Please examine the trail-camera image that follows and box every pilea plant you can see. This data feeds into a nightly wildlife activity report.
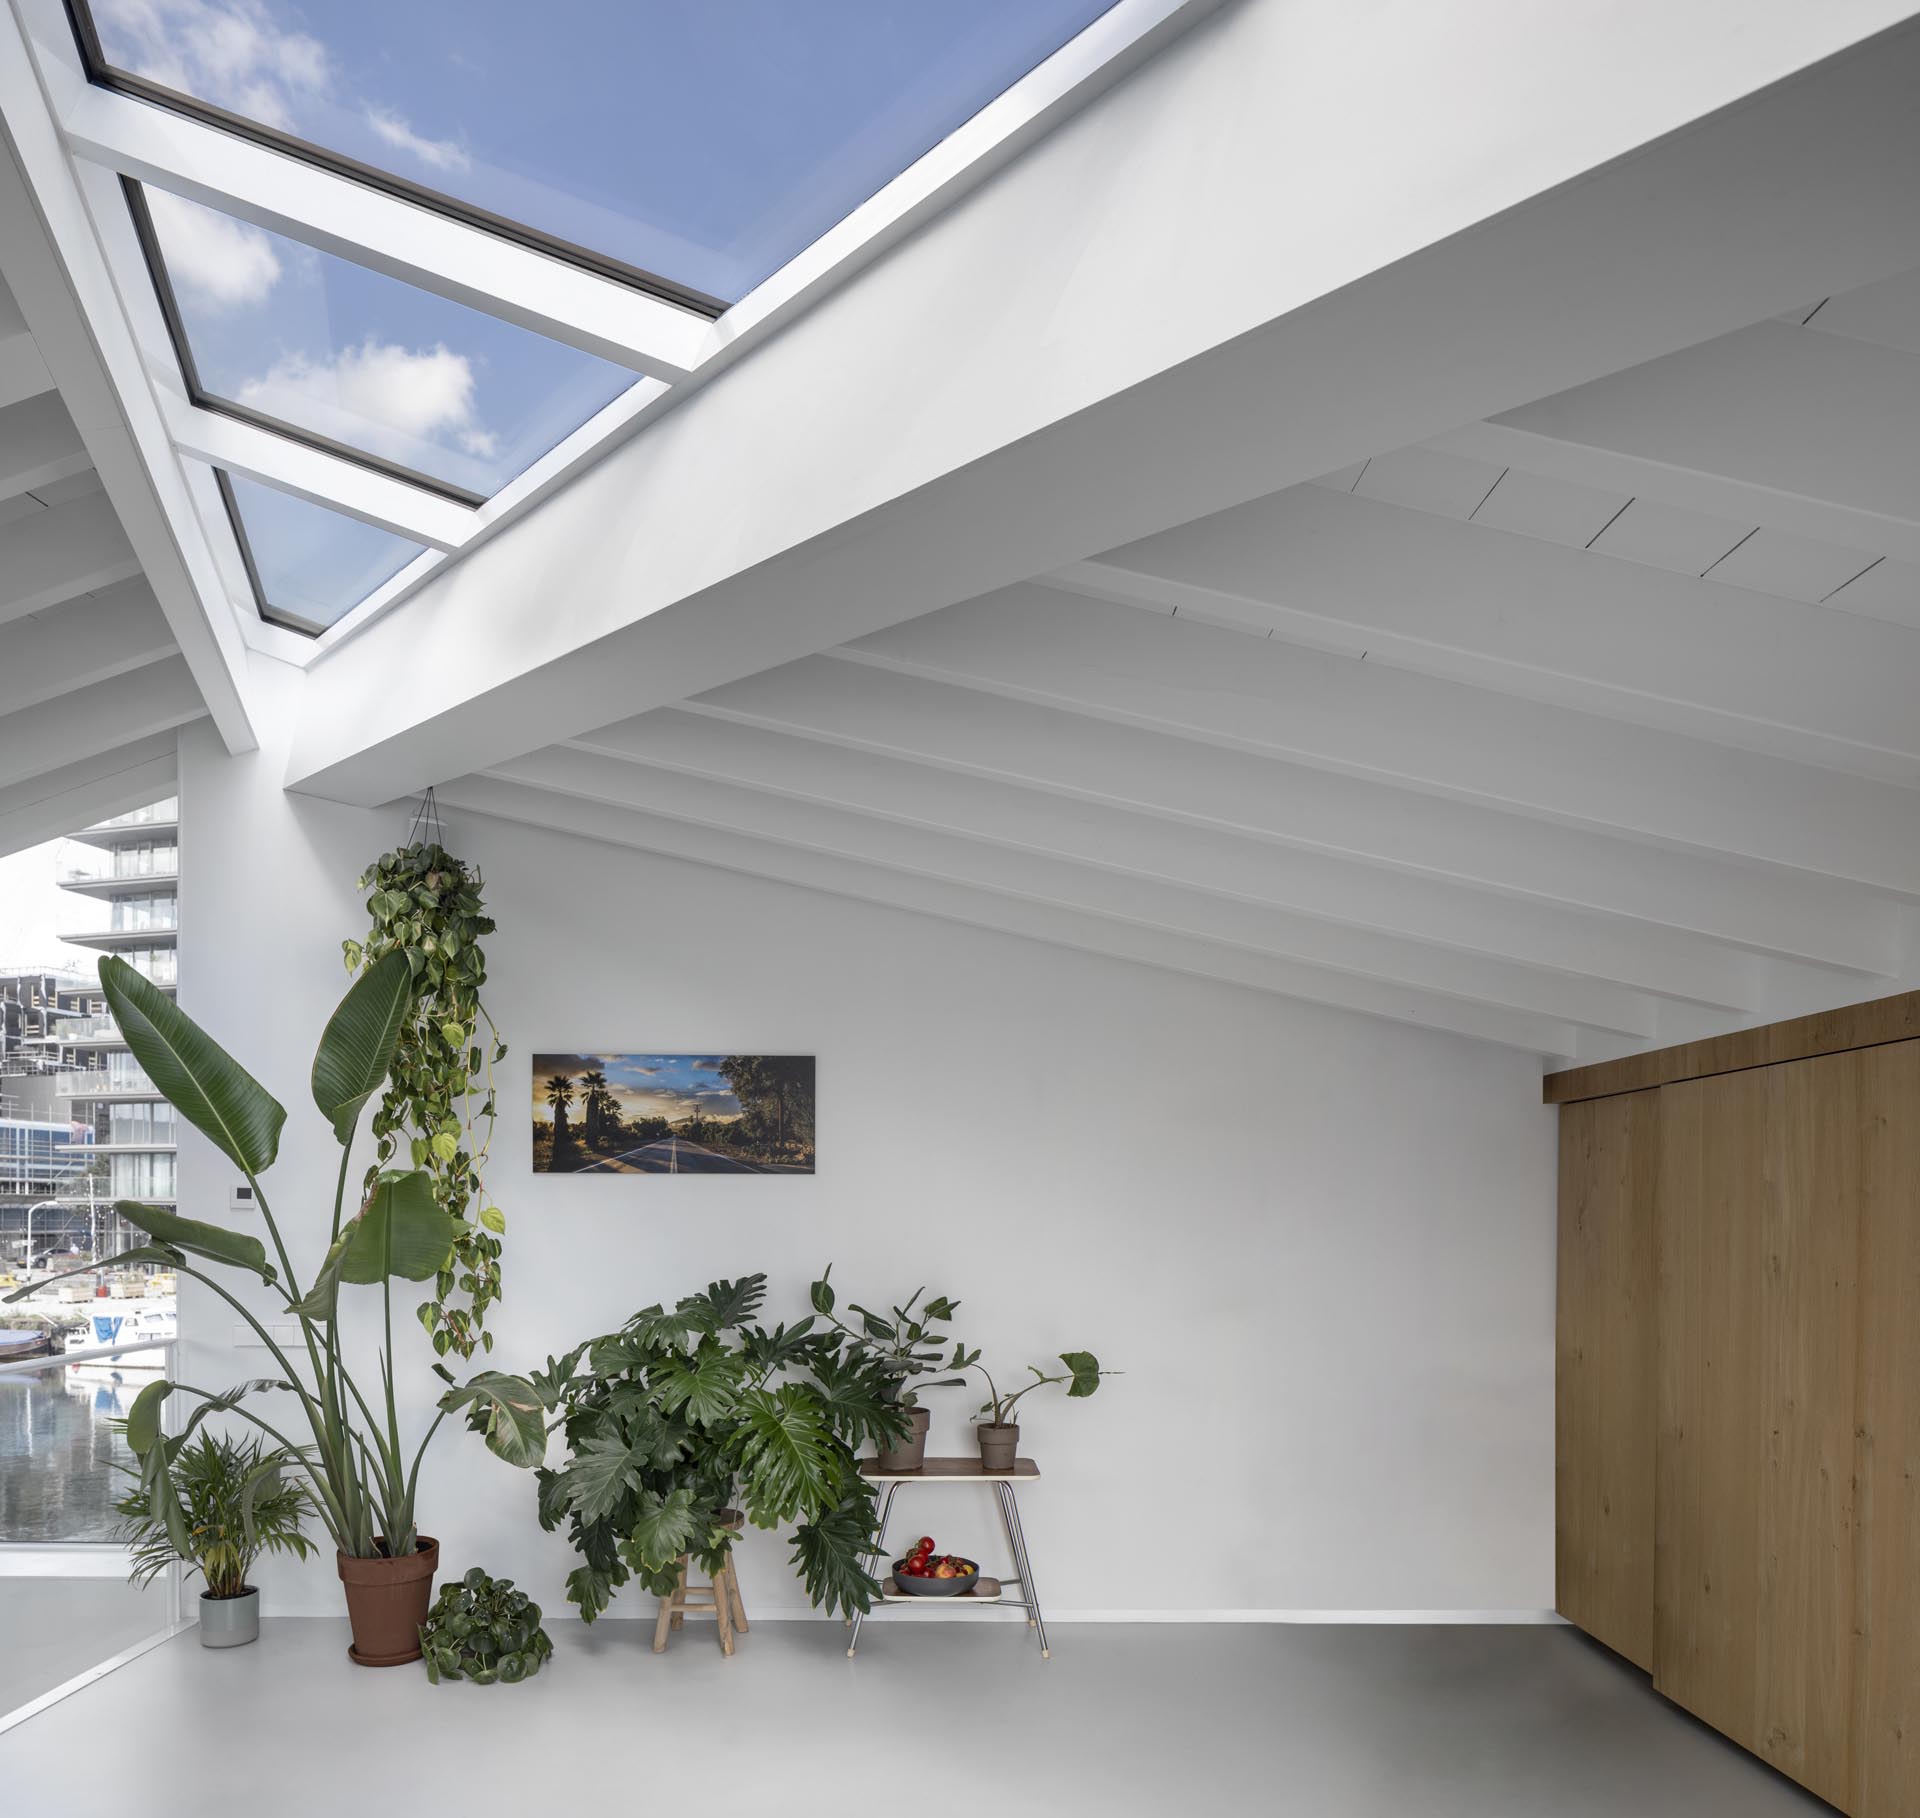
[343,839,507,1362]
[420,1567,553,1684]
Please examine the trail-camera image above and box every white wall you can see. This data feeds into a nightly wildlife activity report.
[177,693,1558,1620]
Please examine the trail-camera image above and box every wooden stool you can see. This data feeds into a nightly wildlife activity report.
[652,1516,749,1656]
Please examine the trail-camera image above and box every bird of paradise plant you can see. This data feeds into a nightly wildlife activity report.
[5,953,544,1564]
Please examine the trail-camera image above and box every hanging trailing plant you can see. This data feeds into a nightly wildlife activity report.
[342,829,507,1361]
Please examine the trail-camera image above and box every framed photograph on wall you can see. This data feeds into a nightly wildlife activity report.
[532,1054,815,1174]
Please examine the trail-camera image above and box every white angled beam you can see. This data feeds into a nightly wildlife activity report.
[0,325,54,410]
[285,7,1920,804]
[0,7,252,751]
[0,388,85,501]
[852,581,1920,897]
[680,656,1903,976]
[574,706,1774,1013]
[1067,484,1920,795]
[163,402,475,551]
[61,87,709,382]
[497,741,1663,1037]
[0,489,139,622]
[439,771,1581,1058]
[0,654,204,792]
[0,577,175,716]
[0,728,177,860]
[1474,319,1920,564]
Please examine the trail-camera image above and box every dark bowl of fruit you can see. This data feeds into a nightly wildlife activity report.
[892,1537,979,1596]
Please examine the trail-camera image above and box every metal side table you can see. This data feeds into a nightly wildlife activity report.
[848,1457,1049,1658]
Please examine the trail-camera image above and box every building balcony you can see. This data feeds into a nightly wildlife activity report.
[57,867,179,897]
[60,927,179,952]
[66,803,179,849]
[56,1069,159,1100]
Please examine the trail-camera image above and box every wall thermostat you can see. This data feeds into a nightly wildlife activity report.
[228,1183,257,1216]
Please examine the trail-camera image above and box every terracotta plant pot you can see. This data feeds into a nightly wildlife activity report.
[874,1405,931,1472]
[337,1535,439,1666]
[976,1422,1020,1473]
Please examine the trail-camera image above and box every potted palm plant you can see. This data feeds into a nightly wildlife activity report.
[115,1430,315,1647]
[971,1352,1115,1471]
[809,1269,974,1470]
[5,954,545,1666]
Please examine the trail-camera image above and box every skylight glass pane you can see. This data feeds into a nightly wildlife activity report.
[140,188,636,497]
[222,472,423,633]
[85,1,1119,304]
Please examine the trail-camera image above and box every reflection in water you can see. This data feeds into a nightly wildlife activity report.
[0,1366,137,1543]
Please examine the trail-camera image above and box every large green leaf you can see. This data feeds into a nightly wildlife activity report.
[310,950,413,1145]
[438,1371,547,1468]
[623,1486,699,1569]
[790,1494,883,1618]
[654,1343,740,1427]
[125,1378,172,1455]
[733,1384,835,1527]
[560,1431,648,1522]
[116,1202,274,1285]
[695,1275,766,1329]
[4,1247,180,1303]
[293,1171,454,1318]
[98,955,284,1176]
[1061,1351,1104,1397]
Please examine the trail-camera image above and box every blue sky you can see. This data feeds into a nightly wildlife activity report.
[94,0,1117,625]
[533,1054,744,1127]
[95,0,1118,302]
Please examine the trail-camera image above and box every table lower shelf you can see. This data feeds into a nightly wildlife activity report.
[878,1575,1024,1605]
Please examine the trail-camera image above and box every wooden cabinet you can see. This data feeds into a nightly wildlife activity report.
[1555,1088,1657,1670]
[1550,1003,1920,1818]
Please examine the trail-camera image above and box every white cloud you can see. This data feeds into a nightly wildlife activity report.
[146,189,281,309]
[236,339,497,469]
[93,0,330,131]
[365,107,471,175]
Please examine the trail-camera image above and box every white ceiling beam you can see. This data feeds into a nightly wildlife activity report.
[0,388,85,499]
[872,581,1920,896]
[0,489,138,622]
[497,741,1663,1037]
[0,727,176,861]
[0,653,204,792]
[1069,484,1920,797]
[162,402,475,552]
[0,577,175,716]
[572,705,1777,1014]
[284,5,1920,804]
[1473,319,1920,564]
[439,771,1581,1058]
[679,656,1903,977]
[0,8,251,751]
[0,325,54,410]
[60,87,709,382]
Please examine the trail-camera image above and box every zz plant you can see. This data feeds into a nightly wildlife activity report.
[521,1274,909,1621]
[6,953,544,1563]
[343,842,506,1363]
[420,1567,552,1684]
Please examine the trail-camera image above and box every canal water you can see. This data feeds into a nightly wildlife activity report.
[0,1363,137,1544]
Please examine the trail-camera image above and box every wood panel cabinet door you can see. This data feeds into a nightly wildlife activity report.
[1655,1058,1862,1810]
[1556,1089,1657,1668]
[1850,1039,1920,1818]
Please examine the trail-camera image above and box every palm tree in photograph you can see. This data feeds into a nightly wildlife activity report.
[580,1069,610,1149]
[544,1073,577,1153]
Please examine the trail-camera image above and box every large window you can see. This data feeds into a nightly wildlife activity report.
[107,1103,177,1147]
[108,1152,177,1200]
[218,472,425,634]
[76,0,1120,305]
[130,184,639,500]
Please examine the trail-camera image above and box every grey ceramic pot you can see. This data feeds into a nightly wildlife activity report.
[199,1587,260,1648]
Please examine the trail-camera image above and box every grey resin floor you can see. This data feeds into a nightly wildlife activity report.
[0,1619,1829,1816]
[0,1577,169,1717]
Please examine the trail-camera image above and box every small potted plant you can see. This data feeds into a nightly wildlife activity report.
[811,1268,975,1471]
[971,1352,1114,1472]
[420,1567,553,1683]
[115,1430,316,1647]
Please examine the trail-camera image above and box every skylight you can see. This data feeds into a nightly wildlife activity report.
[77,0,1120,304]
[218,471,423,634]
[131,184,637,501]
